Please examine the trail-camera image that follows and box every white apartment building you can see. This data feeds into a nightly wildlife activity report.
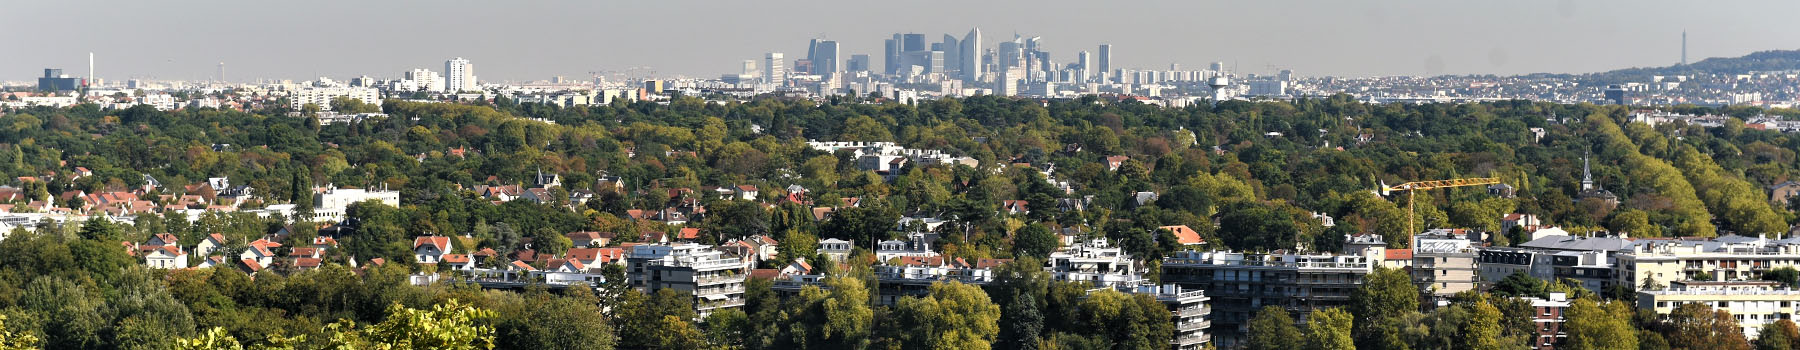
[312,187,401,222]
[445,57,476,92]
[1617,235,1800,289]
[626,244,749,317]
[1048,239,1143,288]
[290,86,380,111]
[1638,280,1800,340]
[407,68,445,92]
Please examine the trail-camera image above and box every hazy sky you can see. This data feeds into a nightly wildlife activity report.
[7,0,1798,82]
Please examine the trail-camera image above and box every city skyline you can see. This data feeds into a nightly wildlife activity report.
[6,1,1800,82]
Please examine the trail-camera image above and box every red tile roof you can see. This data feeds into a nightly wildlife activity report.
[1160,225,1205,245]
[413,236,450,251]
[1384,249,1413,261]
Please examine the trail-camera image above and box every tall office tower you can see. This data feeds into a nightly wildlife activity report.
[806,39,820,66]
[742,60,760,77]
[998,40,1020,72]
[1097,44,1112,83]
[928,51,945,74]
[1210,61,1225,72]
[813,40,841,75]
[941,35,961,76]
[902,33,926,53]
[847,55,870,72]
[961,28,983,82]
[1025,36,1042,52]
[1278,69,1293,82]
[445,57,474,92]
[764,53,786,85]
[1078,51,1092,83]
[885,36,901,74]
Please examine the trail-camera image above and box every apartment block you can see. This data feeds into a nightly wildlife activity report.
[626,244,749,317]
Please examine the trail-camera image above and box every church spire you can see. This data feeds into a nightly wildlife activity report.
[1581,151,1595,191]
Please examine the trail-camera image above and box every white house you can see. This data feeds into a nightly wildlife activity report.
[414,236,452,264]
[143,246,189,269]
[196,233,228,257]
[239,239,280,267]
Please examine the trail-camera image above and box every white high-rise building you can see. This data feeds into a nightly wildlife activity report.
[445,57,476,92]
[961,28,982,83]
[764,52,786,85]
[406,68,445,92]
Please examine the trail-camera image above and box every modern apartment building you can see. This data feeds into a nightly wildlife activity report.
[1161,250,1376,348]
[626,244,749,317]
[1413,230,1480,297]
[1616,235,1800,289]
[1638,280,1800,340]
[1048,239,1144,288]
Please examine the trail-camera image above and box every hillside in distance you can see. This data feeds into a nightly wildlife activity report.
[1515,49,1800,85]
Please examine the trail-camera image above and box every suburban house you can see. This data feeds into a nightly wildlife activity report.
[567,231,610,248]
[442,254,473,271]
[240,238,280,267]
[197,233,228,257]
[414,236,452,264]
[143,245,189,269]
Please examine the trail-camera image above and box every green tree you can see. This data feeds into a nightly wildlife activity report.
[329,300,498,350]
[0,314,38,350]
[1460,300,1507,350]
[1665,303,1749,350]
[890,281,1003,350]
[1753,319,1800,350]
[1012,224,1058,259]
[1246,306,1300,350]
[1350,267,1417,350]
[1489,271,1550,298]
[1304,308,1354,350]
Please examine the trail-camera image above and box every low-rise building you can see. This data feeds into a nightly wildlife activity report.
[1638,280,1800,340]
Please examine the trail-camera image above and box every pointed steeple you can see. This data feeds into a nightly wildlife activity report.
[1581,151,1595,191]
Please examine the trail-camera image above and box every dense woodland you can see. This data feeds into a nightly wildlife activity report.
[1,94,1799,349]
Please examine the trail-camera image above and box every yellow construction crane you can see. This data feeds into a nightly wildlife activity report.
[1379,177,1504,235]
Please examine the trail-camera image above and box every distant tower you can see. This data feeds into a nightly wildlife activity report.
[446,57,473,92]
[1097,44,1112,82]
[217,61,226,84]
[1681,30,1688,66]
[961,28,982,82]
[764,52,785,85]
[1581,151,1595,191]
[1078,51,1092,82]
[1209,74,1231,102]
[88,52,94,86]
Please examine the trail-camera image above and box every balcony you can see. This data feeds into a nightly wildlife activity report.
[1176,319,1211,331]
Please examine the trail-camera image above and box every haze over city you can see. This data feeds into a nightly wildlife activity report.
[7,0,1800,82]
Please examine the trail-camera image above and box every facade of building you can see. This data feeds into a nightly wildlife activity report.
[626,244,749,317]
[1048,239,1143,288]
[1638,281,1800,340]
[312,187,401,222]
[1161,250,1375,348]
[445,57,476,92]
[1617,235,1800,290]
[290,86,380,111]
[1526,293,1571,350]
[1413,231,1480,297]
